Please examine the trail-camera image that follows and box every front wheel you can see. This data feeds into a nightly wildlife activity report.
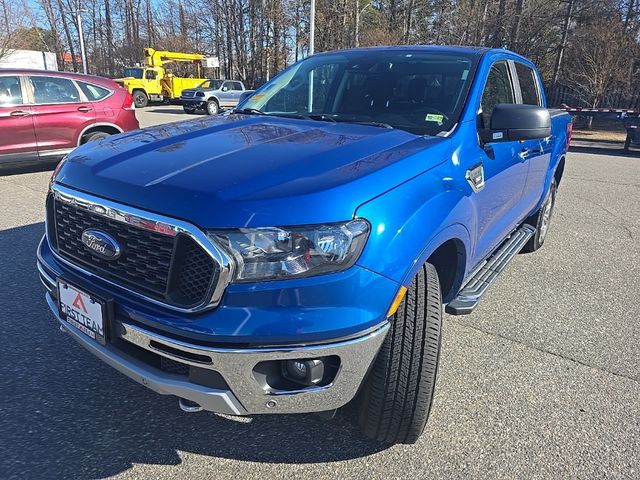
[133,90,148,108]
[183,105,196,114]
[206,99,219,115]
[522,178,557,253]
[356,262,442,444]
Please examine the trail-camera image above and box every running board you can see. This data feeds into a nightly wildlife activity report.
[445,224,536,315]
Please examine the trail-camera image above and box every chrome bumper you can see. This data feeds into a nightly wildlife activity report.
[42,274,388,415]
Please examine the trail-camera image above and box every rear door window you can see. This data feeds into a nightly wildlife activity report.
[30,76,81,104]
[514,62,541,106]
[480,61,515,129]
[0,76,24,105]
[77,81,111,101]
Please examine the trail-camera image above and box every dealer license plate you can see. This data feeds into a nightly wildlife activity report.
[58,281,106,345]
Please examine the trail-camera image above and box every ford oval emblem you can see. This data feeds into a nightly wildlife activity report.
[81,229,121,260]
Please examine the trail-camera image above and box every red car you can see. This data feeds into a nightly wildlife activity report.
[0,69,139,169]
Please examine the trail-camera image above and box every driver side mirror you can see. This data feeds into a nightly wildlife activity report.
[222,86,229,92]
[480,104,551,143]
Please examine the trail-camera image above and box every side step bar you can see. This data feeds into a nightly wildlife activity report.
[445,224,536,315]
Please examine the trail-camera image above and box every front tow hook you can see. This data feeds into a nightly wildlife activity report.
[179,397,203,413]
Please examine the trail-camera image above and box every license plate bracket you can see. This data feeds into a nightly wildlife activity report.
[57,280,109,346]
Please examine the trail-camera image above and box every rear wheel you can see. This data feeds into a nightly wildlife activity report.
[82,131,111,143]
[133,90,148,108]
[206,99,219,115]
[356,262,442,444]
[522,178,557,252]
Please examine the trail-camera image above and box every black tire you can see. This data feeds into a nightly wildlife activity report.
[522,178,557,253]
[82,131,111,143]
[356,262,442,444]
[133,90,148,108]
[624,135,631,151]
[183,105,196,114]
[206,99,219,115]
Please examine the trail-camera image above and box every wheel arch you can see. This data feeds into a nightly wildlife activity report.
[554,154,566,187]
[400,224,470,304]
[77,123,124,146]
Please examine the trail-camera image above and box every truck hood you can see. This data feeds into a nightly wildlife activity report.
[55,115,450,228]
[183,87,216,94]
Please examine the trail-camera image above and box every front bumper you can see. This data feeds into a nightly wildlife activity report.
[181,98,206,108]
[40,264,389,415]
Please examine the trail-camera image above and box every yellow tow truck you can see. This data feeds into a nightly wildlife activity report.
[116,48,213,108]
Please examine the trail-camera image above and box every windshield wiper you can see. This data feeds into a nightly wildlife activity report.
[234,108,267,115]
[308,114,337,123]
[335,119,395,129]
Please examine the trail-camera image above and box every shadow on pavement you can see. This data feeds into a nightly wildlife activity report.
[569,143,640,157]
[1,223,387,480]
[0,162,57,177]
[144,108,196,115]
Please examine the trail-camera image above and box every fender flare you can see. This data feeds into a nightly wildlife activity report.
[76,122,124,146]
[205,94,221,105]
[400,223,471,296]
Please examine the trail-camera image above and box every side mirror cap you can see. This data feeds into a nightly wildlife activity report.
[483,104,551,143]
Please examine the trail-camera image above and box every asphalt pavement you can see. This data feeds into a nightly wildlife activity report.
[0,108,638,479]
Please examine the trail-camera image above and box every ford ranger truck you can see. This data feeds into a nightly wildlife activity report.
[38,46,571,444]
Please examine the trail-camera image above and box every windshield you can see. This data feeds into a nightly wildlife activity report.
[123,68,144,79]
[238,50,478,135]
[200,79,224,89]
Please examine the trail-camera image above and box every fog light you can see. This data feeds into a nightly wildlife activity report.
[283,359,325,386]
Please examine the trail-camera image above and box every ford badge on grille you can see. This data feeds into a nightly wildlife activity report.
[81,229,121,260]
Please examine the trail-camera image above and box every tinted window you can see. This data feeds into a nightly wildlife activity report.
[242,51,477,136]
[231,82,243,91]
[123,68,143,79]
[30,76,80,104]
[201,80,223,89]
[222,82,233,91]
[480,62,515,128]
[77,81,111,101]
[0,76,23,105]
[515,62,541,106]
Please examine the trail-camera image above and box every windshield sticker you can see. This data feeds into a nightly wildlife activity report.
[425,114,444,123]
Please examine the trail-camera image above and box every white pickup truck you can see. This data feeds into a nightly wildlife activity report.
[180,79,253,115]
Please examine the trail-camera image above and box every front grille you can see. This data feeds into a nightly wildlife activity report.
[182,91,195,98]
[160,356,190,375]
[50,194,219,309]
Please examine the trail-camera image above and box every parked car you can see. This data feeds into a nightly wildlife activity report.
[623,114,640,150]
[181,79,253,115]
[38,46,571,444]
[0,69,139,169]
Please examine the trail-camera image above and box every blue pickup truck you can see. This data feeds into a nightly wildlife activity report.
[38,46,571,444]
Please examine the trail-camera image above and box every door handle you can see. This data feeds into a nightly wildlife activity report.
[518,149,531,160]
[10,110,30,117]
[77,106,92,112]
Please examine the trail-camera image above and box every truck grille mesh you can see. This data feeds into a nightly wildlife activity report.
[50,195,218,309]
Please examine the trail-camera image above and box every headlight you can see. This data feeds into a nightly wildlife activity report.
[208,219,370,282]
[49,155,68,187]
[196,91,205,97]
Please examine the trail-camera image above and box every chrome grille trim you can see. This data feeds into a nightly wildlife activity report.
[49,183,234,313]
